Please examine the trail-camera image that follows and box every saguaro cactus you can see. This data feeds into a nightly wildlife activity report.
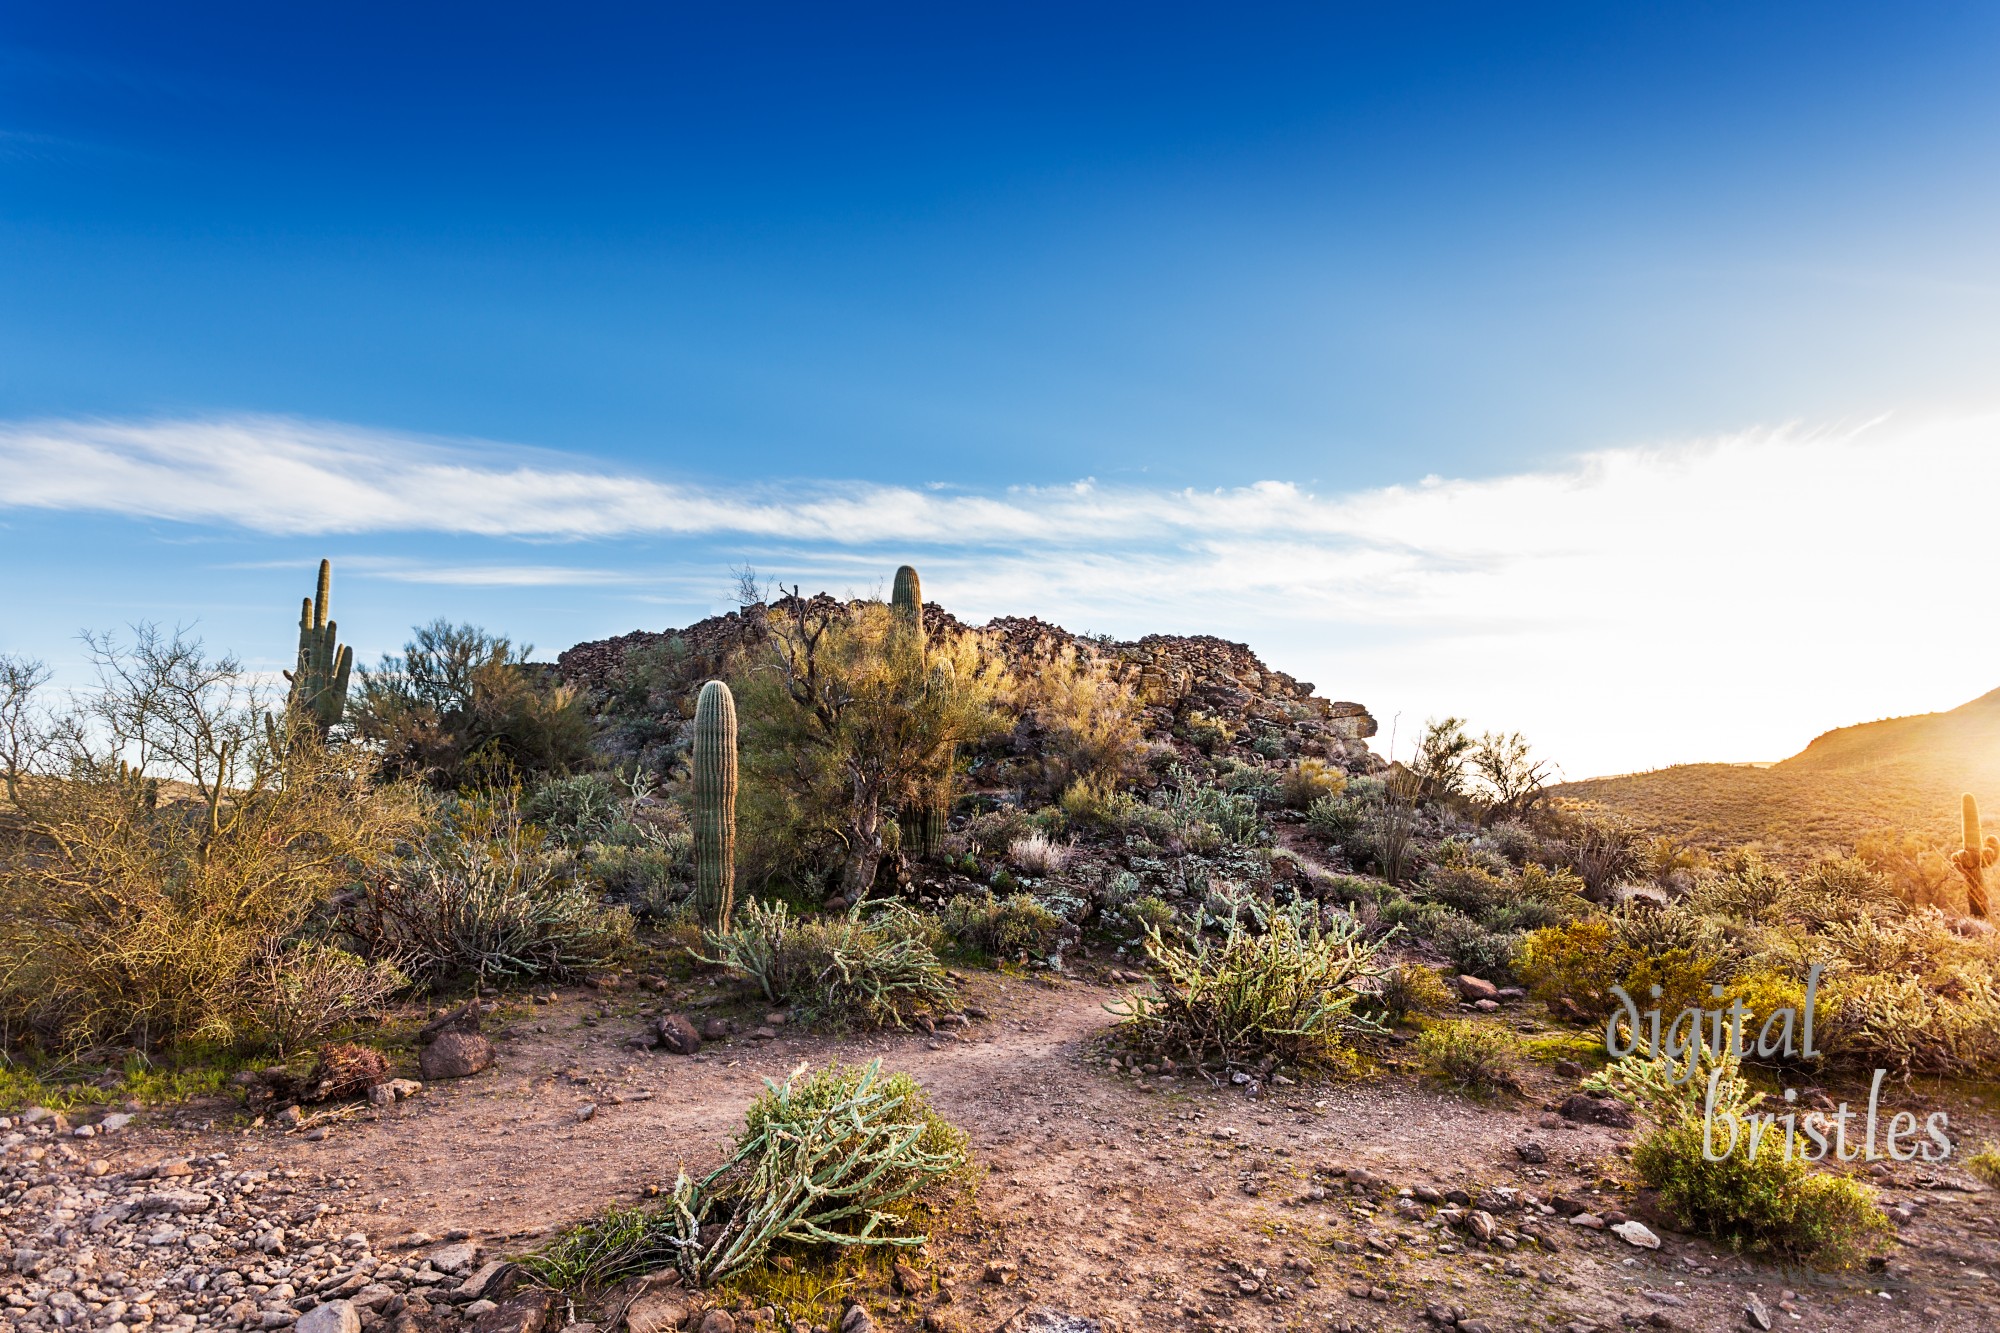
[1951,793,1999,919]
[286,559,354,740]
[693,679,739,932]
[892,564,923,631]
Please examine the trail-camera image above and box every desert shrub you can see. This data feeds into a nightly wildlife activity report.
[1007,831,1074,876]
[1612,1049,1889,1265]
[735,599,1013,899]
[1058,777,1131,829]
[1181,709,1238,754]
[1854,829,1967,914]
[586,842,688,919]
[355,620,595,787]
[1014,645,1143,799]
[522,772,628,846]
[1419,859,1512,918]
[356,793,630,986]
[1815,971,2000,1078]
[1775,855,1906,929]
[247,943,406,1056]
[1967,1145,2000,1189]
[1416,1020,1524,1095]
[1166,768,1264,848]
[941,892,1070,961]
[0,627,417,1052]
[706,900,954,1030]
[1216,757,1280,801]
[1113,904,1386,1073]
[1682,849,1790,922]
[1546,803,1639,902]
[1431,912,1520,982]
[1372,964,1454,1023]
[1305,790,1367,843]
[1517,917,1622,1014]
[1100,869,1142,908]
[1121,894,1177,937]
[528,1060,969,1290]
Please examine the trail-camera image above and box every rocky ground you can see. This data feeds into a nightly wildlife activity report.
[5,977,1997,1333]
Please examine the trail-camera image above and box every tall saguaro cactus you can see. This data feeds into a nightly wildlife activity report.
[693,679,739,932]
[1952,793,1999,919]
[892,564,924,632]
[286,559,354,740]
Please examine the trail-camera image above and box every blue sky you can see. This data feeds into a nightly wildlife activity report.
[5,3,2000,775]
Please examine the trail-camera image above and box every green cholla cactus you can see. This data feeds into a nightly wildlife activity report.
[284,559,353,741]
[892,564,923,631]
[693,679,739,932]
[1951,793,1999,919]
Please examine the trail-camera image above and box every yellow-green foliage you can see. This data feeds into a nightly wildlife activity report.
[1967,1145,2000,1189]
[1279,757,1346,809]
[940,892,1068,960]
[1012,644,1143,799]
[1373,964,1454,1022]
[1516,917,1622,1014]
[1615,1049,1889,1266]
[1415,1020,1523,1096]
[1113,905,1385,1073]
[1517,909,1724,1021]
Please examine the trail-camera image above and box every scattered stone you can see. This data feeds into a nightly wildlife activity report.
[1017,1315,1102,1332]
[1570,1213,1606,1229]
[425,1241,480,1274]
[1612,1221,1661,1249]
[475,1291,558,1333]
[1473,998,1500,1012]
[1553,1059,1584,1080]
[1744,1294,1772,1330]
[699,1017,730,1041]
[838,1306,875,1333]
[981,1260,1018,1285]
[296,1302,360,1333]
[696,1311,735,1333]
[657,1014,702,1056]
[1516,1141,1549,1164]
[622,1291,688,1333]
[1467,1210,1499,1242]
[1559,1093,1636,1128]
[1456,975,1500,1002]
[420,1031,495,1080]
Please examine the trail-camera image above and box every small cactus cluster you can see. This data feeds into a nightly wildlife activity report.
[693,679,739,932]
[1953,793,1999,919]
[284,560,354,741]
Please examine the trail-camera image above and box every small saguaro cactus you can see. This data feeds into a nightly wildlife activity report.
[1951,793,1999,919]
[892,564,924,632]
[285,559,354,740]
[693,679,739,932]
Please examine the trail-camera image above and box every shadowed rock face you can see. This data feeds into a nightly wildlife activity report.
[555,599,1377,754]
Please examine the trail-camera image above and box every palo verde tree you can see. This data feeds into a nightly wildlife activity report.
[735,592,1012,899]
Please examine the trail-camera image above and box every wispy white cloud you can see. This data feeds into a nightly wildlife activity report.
[7,410,1998,776]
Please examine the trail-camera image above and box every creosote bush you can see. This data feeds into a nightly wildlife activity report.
[1113,904,1386,1074]
[526,1061,970,1292]
[705,900,955,1030]
[1370,963,1454,1023]
[1416,1020,1524,1096]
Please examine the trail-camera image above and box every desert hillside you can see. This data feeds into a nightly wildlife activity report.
[1556,686,2000,854]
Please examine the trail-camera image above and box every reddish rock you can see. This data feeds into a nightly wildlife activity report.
[1456,975,1500,1002]
[419,1032,493,1080]
[657,1013,701,1056]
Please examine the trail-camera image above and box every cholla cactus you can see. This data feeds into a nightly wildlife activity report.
[285,560,354,740]
[694,679,739,932]
[1951,794,1999,918]
[892,565,923,632]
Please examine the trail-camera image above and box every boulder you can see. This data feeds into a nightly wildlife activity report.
[622,1291,687,1333]
[1558,1093,1635,1128]
[420,1032,494,1081]
[657,1014,701,1056]
[297,1302,361,1333]
[474,1291,557,1333]
[1456,975,1499,1002]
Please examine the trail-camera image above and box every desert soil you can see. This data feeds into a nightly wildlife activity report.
[13,974,2000,1333]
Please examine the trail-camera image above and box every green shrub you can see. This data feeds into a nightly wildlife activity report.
[1371,964,1454,1023]
[941,892,1070,960]
[1967,1145,2000,1189]
[1432,911,1519,981]
[1612,1049,1889,1266]
[247,942,406,1056]
[526,1060,970,1291]
[587,843,687,919]
[356,794,630,986]
[1416,1020,1524,1096]
[523,772,628,847]
[1113,904,1385,1073]
[1304,790,1368,844]
[1121,894,1177,937]
[705,900,954,1030]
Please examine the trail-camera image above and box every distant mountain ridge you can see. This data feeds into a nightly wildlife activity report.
[1554,687,2000,855]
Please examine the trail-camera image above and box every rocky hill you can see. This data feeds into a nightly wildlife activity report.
[1556,686,2000,854]
[556,598,1378,760]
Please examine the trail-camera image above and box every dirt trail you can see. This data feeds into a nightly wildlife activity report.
[95,976,2000,1333]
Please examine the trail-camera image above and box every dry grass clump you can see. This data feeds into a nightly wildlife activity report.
[1007,830,1074,875]
[527,1061,970,1292]
[1113,904,1386,1074]
[704,900,954,1030]
[1280,757,1347,809]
